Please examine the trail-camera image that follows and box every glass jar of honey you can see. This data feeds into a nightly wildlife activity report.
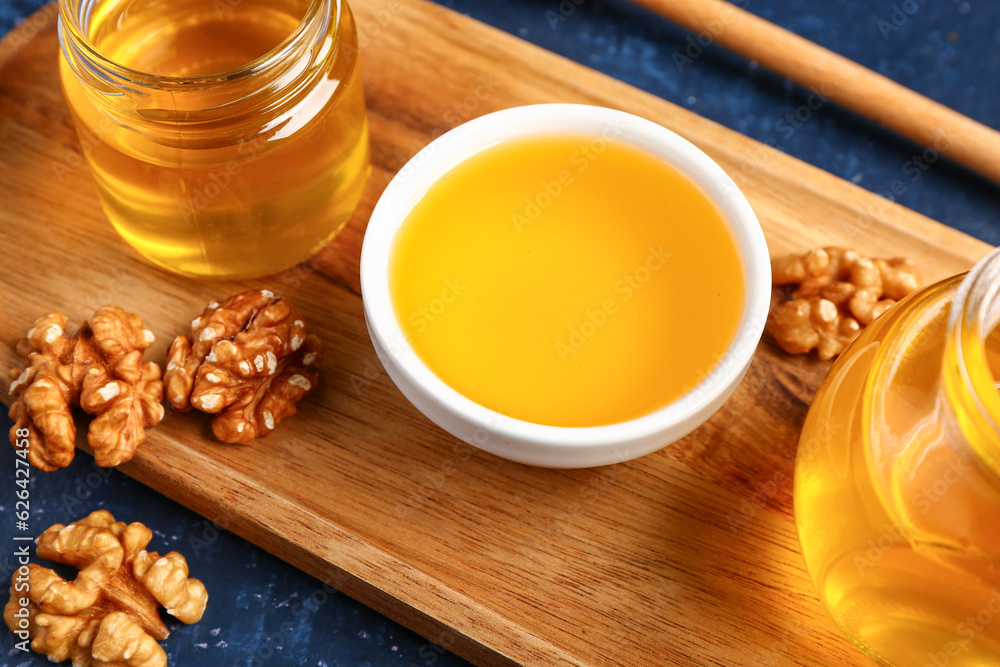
[58,0,370,278]
[796,248,1000,665]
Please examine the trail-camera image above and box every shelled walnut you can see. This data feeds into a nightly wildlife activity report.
[8,307,165,471]
[768,247,921,360]
[164,290,322,444]
[3,510,207,667]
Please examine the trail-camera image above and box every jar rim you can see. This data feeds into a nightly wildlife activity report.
[58,0,335,88]
[947,246,1000,471]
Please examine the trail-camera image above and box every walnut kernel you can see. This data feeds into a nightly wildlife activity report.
[768,247,922,360]
[3,510,207,667]
[164,290,322,444]
[8,307,164,471]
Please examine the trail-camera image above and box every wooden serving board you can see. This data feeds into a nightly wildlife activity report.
[0,2,992,665]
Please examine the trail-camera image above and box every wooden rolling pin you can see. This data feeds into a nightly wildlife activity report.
[632,0,1000,186]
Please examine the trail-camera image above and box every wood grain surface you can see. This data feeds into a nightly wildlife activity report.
[0,1,992,665]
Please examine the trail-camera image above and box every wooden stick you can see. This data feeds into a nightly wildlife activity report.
[632,0,1000,186]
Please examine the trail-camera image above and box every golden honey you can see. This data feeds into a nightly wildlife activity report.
[58,0,370,278]
[796,251,1000,665]
[389,134,745,427]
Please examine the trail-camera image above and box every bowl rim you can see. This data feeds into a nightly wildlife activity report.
[360,103,770,467]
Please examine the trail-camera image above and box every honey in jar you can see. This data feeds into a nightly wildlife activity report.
[58,0,370,278]
[795,248,1000,665]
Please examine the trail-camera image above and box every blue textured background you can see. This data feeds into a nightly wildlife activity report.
[2,1,999,665]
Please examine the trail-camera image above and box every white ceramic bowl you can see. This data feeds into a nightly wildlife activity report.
[360,104,770,468]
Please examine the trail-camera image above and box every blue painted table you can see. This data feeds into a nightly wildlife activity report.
[1,0,998,665]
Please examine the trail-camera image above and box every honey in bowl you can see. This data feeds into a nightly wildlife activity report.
[389,133,745,428]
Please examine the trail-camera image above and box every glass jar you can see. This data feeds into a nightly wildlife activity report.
[58,0,370,279]
[795,247,1000,665]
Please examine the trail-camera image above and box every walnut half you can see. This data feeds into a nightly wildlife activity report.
[8,307,165,471]
[3,510,207,666]
[164,290,322,444]
[768,247,921,360]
